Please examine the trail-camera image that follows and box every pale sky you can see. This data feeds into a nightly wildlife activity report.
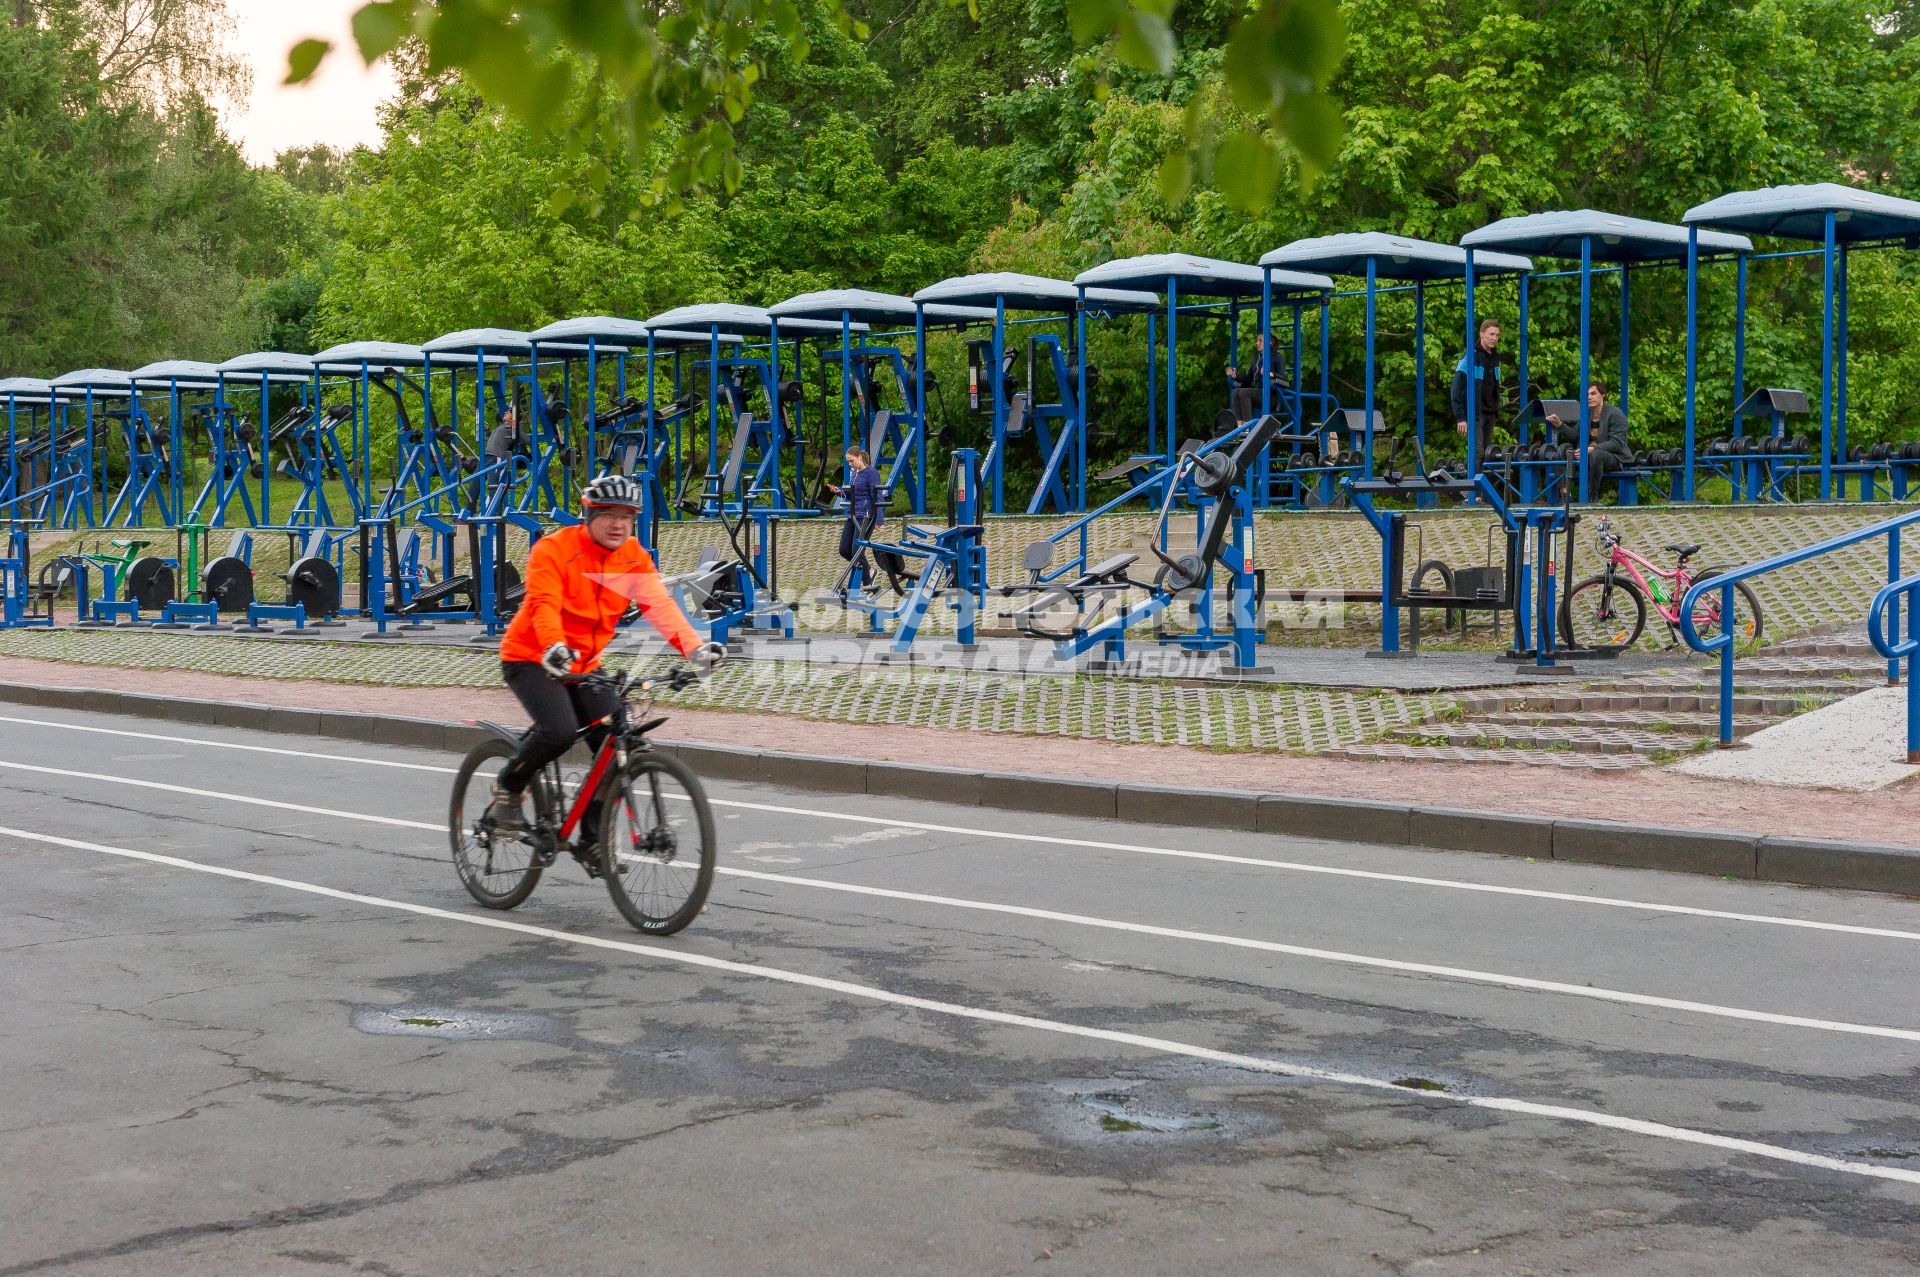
[224,0,398,164]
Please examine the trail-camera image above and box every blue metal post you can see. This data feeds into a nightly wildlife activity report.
[1075,295,1088,511]
[1838,243,1850,482]
[1578,237,1593,504]
[1259,272,1273,419]
[1166,278,1178,466]
[1414,281,1426,461]
[1464,249,1478,479]
[1363,258,1377,479]
[1718,582,1735,745]
[1517,269,1529,448]
[1618,262,1630,416]
[1890,532,1902,686]
[1734,254,1747,409]
[991,296,1006,513]
[1684,228,1699,501]
[1820,211,1836,500]
[914,305,927,514]
[1147,312,1158,461]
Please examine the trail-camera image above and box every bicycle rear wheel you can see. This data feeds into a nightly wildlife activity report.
[1560,573,1646,651]
[597,750,716,936]
[1693,568,1765,652]
[449,738,545,909]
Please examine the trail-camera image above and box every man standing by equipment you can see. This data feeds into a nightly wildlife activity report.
[1452,318,1506,471]
[1547,381,1632,500]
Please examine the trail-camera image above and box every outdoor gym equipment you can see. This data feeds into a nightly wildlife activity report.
[1011,417,1287,670]
[644,304,858,516]
[47,368,137,528]
[1073,254,1331,510]
[1262,234,1531,500]
[0,520,54,628]
[217,352,334,527]
[1462,211,1752,504]
[911,273,1158,515]
[661,503,794,645]
[766,290,994,518]
[1684,184,1920,501]
[178,528,347,630]
[832,449,984,656]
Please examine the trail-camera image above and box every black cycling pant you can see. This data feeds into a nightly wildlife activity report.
[498,660,618,794]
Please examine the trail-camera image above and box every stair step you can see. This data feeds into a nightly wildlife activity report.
[1487,691,1830,717]
[1477,709,1760,735]
[1396,724,1711,756]
[1324,743,1658,770]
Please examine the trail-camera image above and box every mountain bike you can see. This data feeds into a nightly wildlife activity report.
[1560,517,1764,653]
[449,666,715,935]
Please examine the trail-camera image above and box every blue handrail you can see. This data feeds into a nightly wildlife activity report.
[1867,573,1920,763]
[1678,506,1920,746]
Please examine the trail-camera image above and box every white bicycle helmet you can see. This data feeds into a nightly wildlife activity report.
[581,473,645,513]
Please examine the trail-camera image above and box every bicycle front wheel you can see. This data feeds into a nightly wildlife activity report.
[1693,569,1765,652]
[449,738,544,910]
[1560,574,1646,651]
[597,751,716,936]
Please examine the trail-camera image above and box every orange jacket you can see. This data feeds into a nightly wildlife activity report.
[500,525,702,672]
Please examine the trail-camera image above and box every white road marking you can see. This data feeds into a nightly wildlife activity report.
[4,823,1918,1189]
[5,715,1920,944]
[4,757,1916,1044]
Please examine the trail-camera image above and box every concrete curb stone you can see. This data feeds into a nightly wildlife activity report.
[1758,836,1920,895]
[1410,808,1554,859]
[3,679,1917,897]
[1552,819,1757,878]
[864,761,986,807]
[978,773,1118,820]
[1257,795,1411,845]
[1115,783,1259,832]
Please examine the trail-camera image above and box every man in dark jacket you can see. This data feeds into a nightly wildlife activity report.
[1547,382,1632,500]
[1451,318,1505,470]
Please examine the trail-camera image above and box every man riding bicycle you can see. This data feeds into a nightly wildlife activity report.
[491,474,724,846]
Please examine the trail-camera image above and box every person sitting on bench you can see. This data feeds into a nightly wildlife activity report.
[1226,333,1290,422]
[828,447,882,594]
[1547,381,1631,499]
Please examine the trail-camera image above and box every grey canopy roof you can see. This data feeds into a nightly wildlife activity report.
[1260,233,1531,280]
[217,351,316,378]
[1461,210,1751,261]
[642,302,860,336]
[50,368,133,395]
[421,328,532,357]
[0,377,55,404]
[1073,253,1331,298]
[128,360,222,388]
[311,341,427,371]
[526,316,651,347]
[768,289,993,327]
[912,272,1160,312]
[648,328,747,349]
[1683,183,1920,243]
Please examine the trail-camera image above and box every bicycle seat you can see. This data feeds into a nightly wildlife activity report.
[1664,543,1701,558]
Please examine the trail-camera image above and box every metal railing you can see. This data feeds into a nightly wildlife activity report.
[1679,507,1920,748]
[1867,572,1920,762]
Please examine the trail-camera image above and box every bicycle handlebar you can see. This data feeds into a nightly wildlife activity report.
[564,665,702,697]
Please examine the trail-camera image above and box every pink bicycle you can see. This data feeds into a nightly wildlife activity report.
[1560,517,1764,652]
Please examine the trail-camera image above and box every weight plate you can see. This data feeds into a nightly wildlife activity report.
[285,556,340,619]
[203,556,255,613]
[124,556,176,610]
[1190,451,1236,497]
[1160,554,1208,592]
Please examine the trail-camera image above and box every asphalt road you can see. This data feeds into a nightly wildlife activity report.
[2,703,1918,1275]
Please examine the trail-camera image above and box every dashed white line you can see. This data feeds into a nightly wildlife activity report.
[5,823,1917,1189]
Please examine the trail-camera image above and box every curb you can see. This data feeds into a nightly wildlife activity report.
[4,680,1917,899]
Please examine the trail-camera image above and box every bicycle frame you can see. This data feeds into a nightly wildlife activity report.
[1602,542,1697,626]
